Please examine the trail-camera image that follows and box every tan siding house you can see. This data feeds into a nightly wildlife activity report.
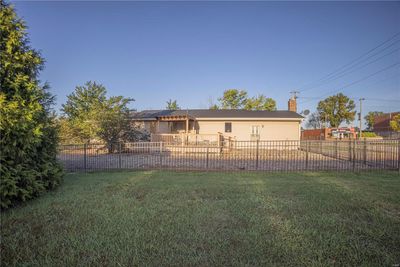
[131,108,303,141]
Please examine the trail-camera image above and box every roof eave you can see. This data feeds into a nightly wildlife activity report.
[194,117,303,121]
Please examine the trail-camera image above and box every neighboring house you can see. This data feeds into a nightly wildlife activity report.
[373,112,400,138]
[130,98,303,141]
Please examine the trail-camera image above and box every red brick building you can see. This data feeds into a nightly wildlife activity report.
[301,127,357,140]
[373,112,400,138]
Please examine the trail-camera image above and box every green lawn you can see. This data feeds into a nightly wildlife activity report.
[1,171,400,266]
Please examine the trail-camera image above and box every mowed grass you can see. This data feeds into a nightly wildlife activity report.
[1,171,400,266]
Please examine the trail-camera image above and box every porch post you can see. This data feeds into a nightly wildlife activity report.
[185,117,189,133]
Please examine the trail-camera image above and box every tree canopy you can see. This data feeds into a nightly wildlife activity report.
[364,111,384,131]
[61,81,108,142]
[316,93,356,128]
[390,114,400,132]
[306,112,323,129]
[61,81,147,150]
[216,89,276,111]
[166,99,180,110]
[244,95,276,111]
[218,89,248,109]
[0,1,63,208]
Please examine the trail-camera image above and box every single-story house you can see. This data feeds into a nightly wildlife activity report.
[130,98,303,141]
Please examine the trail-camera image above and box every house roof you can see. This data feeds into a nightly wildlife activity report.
[130,109,303,120]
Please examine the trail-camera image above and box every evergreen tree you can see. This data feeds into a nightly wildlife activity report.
[0,1,63,208]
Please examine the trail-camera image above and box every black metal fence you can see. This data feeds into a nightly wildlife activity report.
[58,139,400,172]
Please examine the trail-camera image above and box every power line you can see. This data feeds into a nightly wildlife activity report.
[361,72,400,90]
[299,46,400,93]
[365,98,400,103]
[298,62,400,105]
[364,105,400,108]
[298,31,400,92]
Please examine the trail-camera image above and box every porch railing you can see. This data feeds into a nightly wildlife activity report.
[151,133,223,147]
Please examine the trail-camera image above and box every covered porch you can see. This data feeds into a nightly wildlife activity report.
[152,114,224,146]
[157,114,197,134]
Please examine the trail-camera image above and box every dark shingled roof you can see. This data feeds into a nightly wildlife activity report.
[130,109,303,119]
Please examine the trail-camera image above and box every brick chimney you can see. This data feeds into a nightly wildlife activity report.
[288,97,297,112]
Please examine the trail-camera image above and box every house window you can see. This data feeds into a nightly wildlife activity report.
[225,122,232,133]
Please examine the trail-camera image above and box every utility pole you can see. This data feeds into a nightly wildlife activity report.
[359,98,365,139]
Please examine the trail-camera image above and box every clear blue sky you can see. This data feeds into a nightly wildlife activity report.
[12,1,400,124]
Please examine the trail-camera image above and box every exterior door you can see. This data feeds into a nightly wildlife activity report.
[251,125,260,140]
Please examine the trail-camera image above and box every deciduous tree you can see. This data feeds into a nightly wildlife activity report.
[316,93,356,128]
[390,114,400,132]
[61,81,107,142]
[364,111,384,131]
[218,89,248,109]
[306,112,323,129]
[244,95,276,111]
[97,96,147,152]
[61,82,147,151]
[166,99,180,110]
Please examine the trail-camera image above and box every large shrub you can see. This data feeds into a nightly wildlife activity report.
[0,1,63,208]
[60,81,149,152]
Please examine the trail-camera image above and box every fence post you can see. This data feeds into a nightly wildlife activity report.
[305,141,309,170]
[363,139,367,165]
[206,146,209,169]
[335,139,338,159]
[320,140,322,155]
[84,143,87,172]
[255,140,259,170]
[159,142,163,168]
[348,140,352,163]
[398,139,400,173]
[352,139,356,172]
[118,142,122,169]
